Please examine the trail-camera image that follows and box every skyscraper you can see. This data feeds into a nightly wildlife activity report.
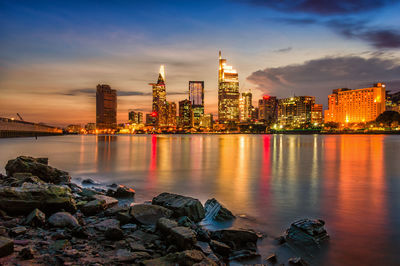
[166,101,177,127]
[189,81,204,126]
[218,51,240,123]
[278,96,315,126]
[128,111,143,124]
[179,99,193,128]
[258,95,278,124]
[239,92,253,122]
[96,84,117,129]
[149,65,167,127]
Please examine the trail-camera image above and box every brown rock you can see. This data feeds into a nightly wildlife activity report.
[0,236,13,258]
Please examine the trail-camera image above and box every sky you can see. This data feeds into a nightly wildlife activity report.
[1,0,400,126]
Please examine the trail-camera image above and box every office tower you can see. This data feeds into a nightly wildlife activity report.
[386,90,400,113]
[146,113,156,126]
[278,96,315,126]
[96,84,117,129]
[166,101,177,127]
[311,104,323,125]
[149,65,167,127]
[179,99,193,128]
[218,51,240,123]
[258,95,278,123]
[325,83,386,123]
[200,114,213,128]
[128,111,143,124]
[239,92,253,122]
[189,81,205,126]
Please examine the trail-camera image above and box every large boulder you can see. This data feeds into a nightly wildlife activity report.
[170,226,197,250]
[5,156,71,184]
[211,229,259,251]
[285,219,329,248]
[0,237,13,258]
[80,195,118,216]
[0,183,76,215]
[1,173,45,187]
[129,204,173,225]
[204,198,235,222]
[152,193,205,222]
[48,212,80,228]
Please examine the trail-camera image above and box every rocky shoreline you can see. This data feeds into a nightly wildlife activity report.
[0,156,329,265]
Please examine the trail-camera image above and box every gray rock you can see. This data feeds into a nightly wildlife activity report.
[204,198,235,221]
[10,227,27,236]
[48,212,80,228]
[105,227,124,241]
[113,185,135,198]
[0,236,13,258]
[81,178,98,185]
[229,249,260,261]
[80,195,117,216]
[210,239,231,257]
[194,241,213,255]
[157,217,178,234]
[0,183,77,215]
[3,173,45,187]
[285,219,329,248]
[116,211,132,225]
[211,229,258,251]
[92,218,120,232]
[130,204,173,225]
[152,192,205,222]
[288,257,309,265]
[25,208,45,226]
[121,223,137,231]
[170,226,197,250]
[5,156,70,184]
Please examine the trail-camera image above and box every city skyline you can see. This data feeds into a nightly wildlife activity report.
[1,0,400,126]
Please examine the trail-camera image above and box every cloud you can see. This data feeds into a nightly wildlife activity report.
[247,55,400,102]
[58,88,187,97]
[274,47,292,53]
[238,0,395,15]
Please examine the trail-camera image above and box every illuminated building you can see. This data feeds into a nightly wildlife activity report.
[199,114,213,128]
[128,111,143,124]
[66,124,82,133]
[149,65,167,127]
[218,51,240,123]
[325,83,386,123]
[85,123,96,131]
[189,81,204,126]
[166,101,177,127]
[179,99,193,128]
[239,92,253,122]
[96,84,117,129]
[258,95,278,123]
[386,91,400,113]
[311,104,323,125]
[146,113,156,126]
[278,96,315,126]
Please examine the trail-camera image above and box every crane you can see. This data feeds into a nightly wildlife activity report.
[17,113,23,121]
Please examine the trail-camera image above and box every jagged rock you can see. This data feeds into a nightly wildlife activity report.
[10,226,27,236]
[194,241,212,255]
[130,204,173,225]
[229,250,260,261]
[266,253,277,263]
[121,223,137,231]
[0,236,14,258]
[93,194,118,207]
[210,239,231,257]
[285,219,329,248]
[104,205,129,216]
[19,246,34,260]
[204,198,235,221]
[105,227,124,241]
[116,211,132,225]
[132,230,160,244]
[0,183,76,215]
[80,195,118,216]
[113,185,135,198]
[211,229,258,251]
[288,257,309,265]
[170,226,197,250]
[48,212,80,228]
[152,192,205,222]
[2,173,45,187]
[5,156,70,184]
[157,217,178,234]
[25,208,46,226]
[81,178,98,185]
[78,188,100,200]
[92,218,120,232]
[177,216,195,228]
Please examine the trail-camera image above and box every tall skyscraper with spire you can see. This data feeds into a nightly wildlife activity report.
[218,51,240,123]
[149,65,167,127]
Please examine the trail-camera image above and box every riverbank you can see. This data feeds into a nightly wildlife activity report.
[0,156,329,265]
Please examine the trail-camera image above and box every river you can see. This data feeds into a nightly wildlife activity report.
[1,134,399,265]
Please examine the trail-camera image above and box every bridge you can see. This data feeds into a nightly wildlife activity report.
[0,117,63,138]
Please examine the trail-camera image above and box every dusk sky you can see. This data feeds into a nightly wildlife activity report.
[1,0,400,126]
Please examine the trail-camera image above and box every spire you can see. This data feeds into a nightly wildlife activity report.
[157,65,165,84]
[219,51,221,60]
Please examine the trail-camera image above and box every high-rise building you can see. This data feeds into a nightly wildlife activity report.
[278,96,315,126]
[239,92,253,122]
[189,81,204,126]
[149,65,167,127]
[325,83,386,123]
[128,111,143,124]
[146,113,156,126]
[200,114,213,128]
[258,95,278,124]
[179,99,193,128]
[96,84,117,129]
[311,104,323,125]
[386,90,400,113]
[166,101,177,127]
[218,51,240,123]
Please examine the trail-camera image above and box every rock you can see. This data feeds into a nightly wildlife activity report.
[92,219,120,232]
[50,239,70,251]
[152,192,205,222]
[19,246,34,260]
[177,216,195,228]
[285,219,329,248]
[143,250,216,266]
[105,227,124,241]
[121,223,137,231]
[130,204,173,225]
[229,250,260,261]
[211,229,258,251]
[82,178,98,185]
[204,198,235,221]
[10,227,27,236]
[157,217,178,234]
[195,226,211,242]
[71,226,89,239]
[0,237,14,257]
[78,188,100,200]
[116,211,132,225]
[113,185,135,198]
[25,208,46,226]
[5,156,70,184]
[210,239,231,257]
[276,235,286,245]
[104,205,129,216]
[114,249,150,263]
[132,230,160,244]
[0,226,6,235]
[288,257,309,266]
[93,194,118,207]
[170,226,197,250]
[48,212,80,228]
[266,253,277,263]
[3,173,45,187]
[80,195,118,216]
[194,241,212,255]
[0,182,77,215]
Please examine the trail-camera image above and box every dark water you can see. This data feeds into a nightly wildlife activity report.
[1,134,400,265]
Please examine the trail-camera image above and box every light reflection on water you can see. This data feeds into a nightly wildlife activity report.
[1,134,400,265]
